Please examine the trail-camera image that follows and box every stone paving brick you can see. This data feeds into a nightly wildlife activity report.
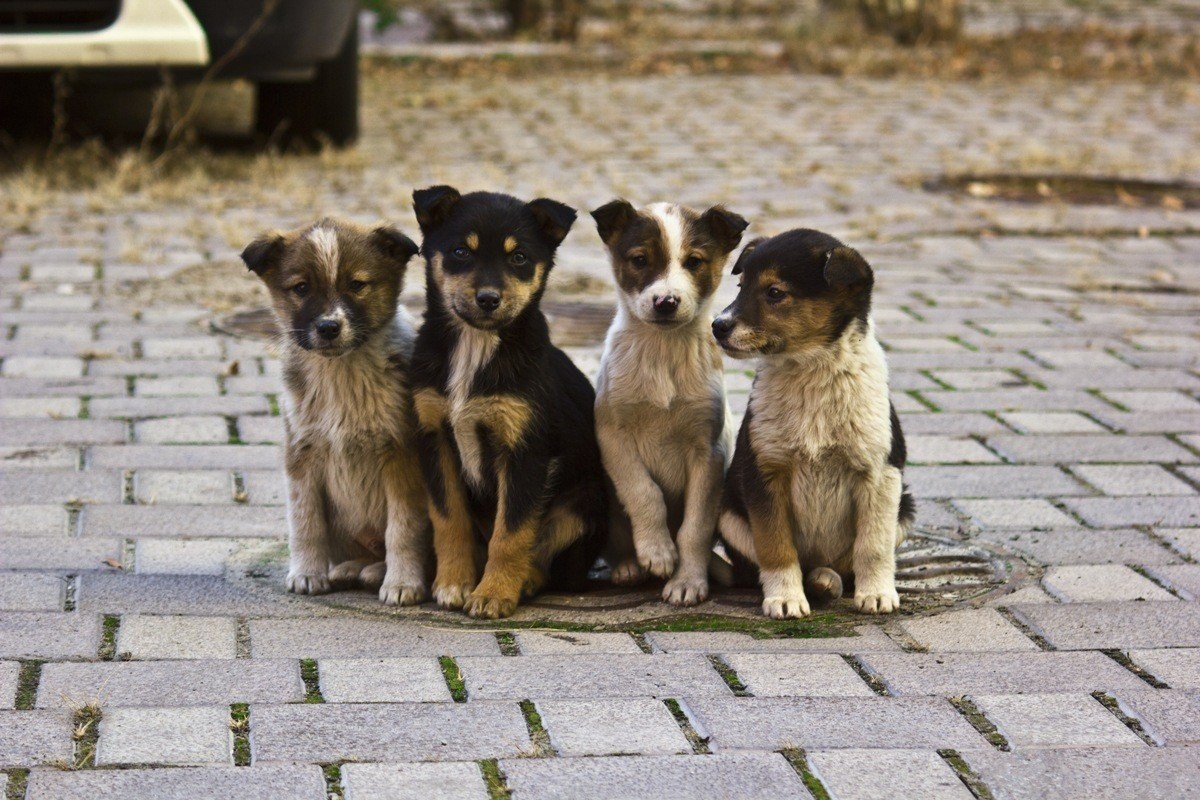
[514,631,642,655]
[721,653,875,697]
[90,444,280,469]
[899,608,1038,652]
[91,395,269,419]
[1161,528,1200,559]
[1030,350,1127,370]
[0,710,74,767]
[24,764,326,799]
[0,505,67,537]
[952,499,1081,529]
[250,619,501,658]
[501,752,810,800]
[0,611,101,659]
[96,706,231,766]
[319,658,452,703]
[1,469,121,504]
[643,627,900,654]
[241,470,285,505]
[1063,496,1200,527]
[976,528,1178,565]
[0,446,79,471]
[0,396,80,418]
[458,654,732,700]
[0,574,64,611]
[857,652,1148,697]
[1115,689,1200,745]
[76,573,297,617]
[0,661,17,709]
[919,389,1116,414]
[1,356,83,378]
[970,692,1144,748]
[88,358,235,378]
[37,660,303,708]
[684,695,985,751]
[808,749,973,800]
[962,746,1200,800]
[906,436,1001,464]
[535,698,692,756]
[1144,564,1200,600]
[0,537,121,570]
[141,337,224,360]
[1103,390,1200,412]
[134,415,230,444]
[907,466,1089,498]
[116,615,237,660]
[986,434,1197,464]
[134,538,242,575]
[1126,648,1200,689]
[1069,464,1195,496]
[1042,565,1177,603]
[135,376,220,397]
[930,369,1024,390]
[134,470,232,505]
[899,412,1010,436]
[0,418,128,446]
[0,376,125,398]
[341,762,489,800]
[83,504,283,539]
[1012,601,1200,650]
[238,415,285,444]
[998,412,1108,434]
[251,702,531,763]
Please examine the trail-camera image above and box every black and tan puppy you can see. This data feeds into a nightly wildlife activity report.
[241,218,431,605]
[409,186,607,619]
[712,229,915,618]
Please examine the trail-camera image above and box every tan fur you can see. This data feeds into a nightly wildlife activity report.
[504,236,518,253]
[413,388,448,431]
[466,232,479,250]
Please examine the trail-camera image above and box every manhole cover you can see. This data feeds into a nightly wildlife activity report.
[925,173,1200,209]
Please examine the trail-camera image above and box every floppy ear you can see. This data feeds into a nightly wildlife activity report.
[370,226,420,267]
[700,206,749,254]
[411,185,462,233]
[240,233,285,276]
[823,245,873,289]
[730,236,765,276]
[527,198,577,248]
[590,199,636,245]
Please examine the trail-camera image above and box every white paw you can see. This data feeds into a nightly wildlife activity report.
[854,588,900,614]
[286,572,331,595]
[433,582,474,609]
[663,573,709,606]
[762,592,810,619]
[637,538,678,580]
[611,559,646,586]
[380,580,427,606]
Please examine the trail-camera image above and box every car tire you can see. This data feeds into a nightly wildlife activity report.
[255,20,358,147]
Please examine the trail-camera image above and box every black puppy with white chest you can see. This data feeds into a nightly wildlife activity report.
[409,186,607,619]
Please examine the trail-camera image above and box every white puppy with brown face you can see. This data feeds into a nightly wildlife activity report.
[591,200,748,605]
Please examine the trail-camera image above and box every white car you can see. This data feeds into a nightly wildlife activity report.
[0,0,360,145]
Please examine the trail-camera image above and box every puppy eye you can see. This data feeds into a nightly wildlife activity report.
[291,282,309,297]
[348,280,368,292]
[510,252,528,266]
[630,254,648,269]
[766,286,787,302]
[684,255,704,270]
[452,246,470,259]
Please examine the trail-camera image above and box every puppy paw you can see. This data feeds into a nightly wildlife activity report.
[854,588,900,614]
[611,558,646,586]
[637,539,679,580]
[762,592,810,619]
[433,582,474,610]
[464,591,518,620]
[286,572,331,596]
[663,573,709,606]
[359,561,387,590]
[521,569,546,599]
[380,580,427,606]
[327,560,365,585]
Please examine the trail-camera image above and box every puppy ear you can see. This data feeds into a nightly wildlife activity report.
[590,199,636,245]
[241,233,285,276]
[370,226,420,265]
[730,236,766,276]
[700,206,749,254]
[411,185,461,233]
[823,245,873,289]
[527,198,577,248]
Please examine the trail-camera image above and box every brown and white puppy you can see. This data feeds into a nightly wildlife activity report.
[592,200,748,605]
[713,229,915,618]
[241,218,431,605]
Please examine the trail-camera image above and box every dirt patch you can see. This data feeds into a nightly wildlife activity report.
[926,174,1200,209]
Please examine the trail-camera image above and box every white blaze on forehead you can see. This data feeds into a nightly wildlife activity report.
[639,202,699,313]
[646,202,684,263]
[308,225,340,283]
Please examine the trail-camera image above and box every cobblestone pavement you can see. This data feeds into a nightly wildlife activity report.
[2,68,1200,798]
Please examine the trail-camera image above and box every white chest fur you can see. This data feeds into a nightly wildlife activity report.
[446,325,500,490]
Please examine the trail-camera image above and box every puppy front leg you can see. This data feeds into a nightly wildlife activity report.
[284,455,332,595]
[851,467,903,614]
[748,473,808,618]
[598,421,676,580]
[663,449,723,606]
[380,462,431,606]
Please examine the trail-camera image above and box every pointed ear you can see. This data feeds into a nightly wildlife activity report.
[527,198,577,248]
[240,233,285,276]
[590,199,636,245]
[370,226,420,266]
[730,236,765,276]
[699,205,749,254]
[411,185,461,233]
[823,245,873,289]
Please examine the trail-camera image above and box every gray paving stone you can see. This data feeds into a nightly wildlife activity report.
[896,412,1010,436]
[808,749,973,800]
[970,692,1144,748]
[252,619,500,658]
[458,654,732,700]
[535,698,692,756]
[24,764,326,799]
[135,376,220,397]
[684,695,985,751]
[0,376,125,398]
[0,537,121,570]
[1126,648,1200,689]
[0,573,64,611]
[0,469,121,504]
[341,762,488,800]
[643,626,900,654]
[907,466,1089,499]
[238,415,285,444]
[76,573,298,617]
[1042,565,1177,603]
[513,631,643,655]
[1104,390,1200,412]
[976,529,1178,565]
[251,702,531,763]
[1,356,83,378]
[0,396,80,418]
[134,470,233,505]
[501,752,811,800]
[1063,496,1200,527]
[116,615,237,660]
[906,436,1000,464]
[90,444,281,469]
[0,710,74,767]
[721,653,875,697]
[91,395,269,419]
[37,660,304,708]
[96,706,231,766]
[0,661,18,709]
[1114,689,1200,745]
[0,446,79,471]
[319,658,451,703]
[1161,528,1200,559]
[962,745,1200,800]
[0,611,101,659]
[135,415,230,444]
[242,469,286,505]
[82,504,283,538]
[953,499,1081,529]
[0,505,67,537]
[1012,601,1200,649]
[998,412,1108,434]
[899,608,1039,652]
[985,434,1197,464]
[857,651,1149,697]
[1070,464,1196,496]
[141,337,223,360]
[0,418,128,445]
[134,538,242,575]
[1143,564,1200,600]
[1099,411,1200,433]
[919,389,1116,414]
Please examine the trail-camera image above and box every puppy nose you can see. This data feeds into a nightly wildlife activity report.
[712,316,735,339]
[476,290,501,312]
[315,319,342,340]
[653,295,679,316]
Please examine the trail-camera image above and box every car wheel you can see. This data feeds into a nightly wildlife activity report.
[255,20,358,147]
